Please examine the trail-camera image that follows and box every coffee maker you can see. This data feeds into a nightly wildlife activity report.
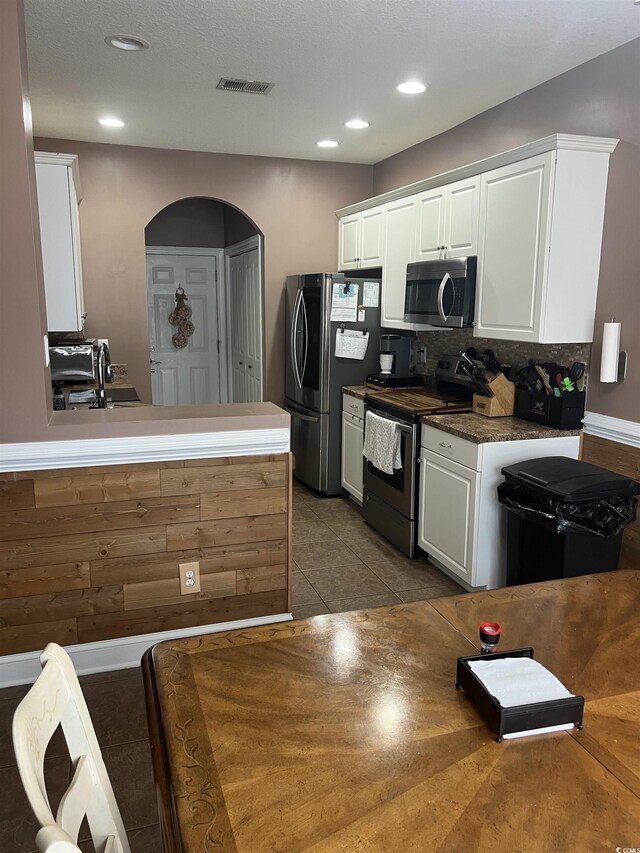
[366,332,421,388]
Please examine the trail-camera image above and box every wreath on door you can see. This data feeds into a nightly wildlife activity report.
[168,286,195,349]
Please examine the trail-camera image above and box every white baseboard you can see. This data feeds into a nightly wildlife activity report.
[0,613,293,688]
[582,411,640,448]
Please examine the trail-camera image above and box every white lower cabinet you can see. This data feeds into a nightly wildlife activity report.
[418,426,581,590]
[341,394,364,501]
[418,450,478,586]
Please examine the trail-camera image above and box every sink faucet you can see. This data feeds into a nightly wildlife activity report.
[96,343,113,408]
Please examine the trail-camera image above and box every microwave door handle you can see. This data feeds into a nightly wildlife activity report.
[291,290,303,389]
[436,272,453,324]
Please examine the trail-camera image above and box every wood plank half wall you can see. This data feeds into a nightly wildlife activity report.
[581,435,640,571]
[0,454,292,655]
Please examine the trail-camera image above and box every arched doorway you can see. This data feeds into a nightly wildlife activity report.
[144,197,264,405]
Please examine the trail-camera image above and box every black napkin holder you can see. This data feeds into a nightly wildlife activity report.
[455,647,584,742]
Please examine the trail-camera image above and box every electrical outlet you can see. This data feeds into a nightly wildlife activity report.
[179,560,201,595]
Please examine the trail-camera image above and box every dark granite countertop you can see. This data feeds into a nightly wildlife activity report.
[422,413,581,444]
[342,385,368,400]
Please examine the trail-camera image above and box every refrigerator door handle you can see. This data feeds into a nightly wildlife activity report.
[290,290,303,389]
[300,292,309,384]
[284,402,319,423]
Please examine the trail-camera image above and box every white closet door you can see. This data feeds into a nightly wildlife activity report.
[228,248,262,402]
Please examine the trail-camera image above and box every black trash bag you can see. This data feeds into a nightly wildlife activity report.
[497,480,637,537]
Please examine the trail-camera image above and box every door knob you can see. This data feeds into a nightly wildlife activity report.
[150,358,163,365]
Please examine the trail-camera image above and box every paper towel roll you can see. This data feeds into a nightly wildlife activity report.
[600,319,621,383]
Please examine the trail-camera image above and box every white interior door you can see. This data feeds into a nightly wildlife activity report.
[227,247,262,402]
[146,250,222,406]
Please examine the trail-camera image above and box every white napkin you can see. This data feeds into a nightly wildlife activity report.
[468,657,573,707]
[363,411,402,475]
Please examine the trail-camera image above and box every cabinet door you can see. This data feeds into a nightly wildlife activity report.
[415,188,446,261]
[445,176,480,258]
[475,152,553,341]
[35,162,83,331]
[360,207,384,266]
[381,197,417,328]
[341,412,364,501]
[338,213,360,270]
[418,450,478,584]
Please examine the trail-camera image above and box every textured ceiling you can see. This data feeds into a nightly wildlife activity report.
[24,0,640,164]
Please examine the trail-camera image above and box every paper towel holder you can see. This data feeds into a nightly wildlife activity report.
[600,317,627,383]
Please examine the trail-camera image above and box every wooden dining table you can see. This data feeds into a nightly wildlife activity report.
[142,570,640,852]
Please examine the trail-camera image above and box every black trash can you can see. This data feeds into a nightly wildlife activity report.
[497,456,639,586]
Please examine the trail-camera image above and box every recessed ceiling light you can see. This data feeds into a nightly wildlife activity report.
[317,139,339,148]
[105,34,149,51]
[344,119,370,129]
[397,81,428,95]
[98,117,125,128]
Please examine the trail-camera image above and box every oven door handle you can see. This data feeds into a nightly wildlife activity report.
[365,411,413,435]
[437,272,453,324]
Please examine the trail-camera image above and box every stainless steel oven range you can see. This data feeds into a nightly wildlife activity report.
[362,397,420,558]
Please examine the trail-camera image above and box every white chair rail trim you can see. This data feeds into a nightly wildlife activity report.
[582,411,640,449]
[0,613,292,688]
[0,427,290,472]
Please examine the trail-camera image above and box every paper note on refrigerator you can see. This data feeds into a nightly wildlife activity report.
[335,329,369,360]
[362,281,380,307]
[330,282,359,321]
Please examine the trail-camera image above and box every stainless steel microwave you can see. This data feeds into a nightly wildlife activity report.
[404,256,477,328]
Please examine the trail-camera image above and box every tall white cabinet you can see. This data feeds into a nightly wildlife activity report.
[475,147,613,343]
[34,152,85,332]
[380,196,418,328]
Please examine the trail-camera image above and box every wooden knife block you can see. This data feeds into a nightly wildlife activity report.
[472,373,515,417]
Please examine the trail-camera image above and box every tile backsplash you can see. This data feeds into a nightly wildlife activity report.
[416,329,591,385]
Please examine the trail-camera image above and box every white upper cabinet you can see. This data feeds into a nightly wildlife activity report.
[338,206,383,270]
[381,196,417,328]
[35,153,85,332]
[336,134,616,343]
[415,176,479,262]
[476,147,611,342]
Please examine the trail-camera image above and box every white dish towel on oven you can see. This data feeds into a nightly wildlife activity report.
[363,411,402,475]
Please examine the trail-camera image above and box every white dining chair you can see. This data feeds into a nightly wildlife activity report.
[12,643,131,853]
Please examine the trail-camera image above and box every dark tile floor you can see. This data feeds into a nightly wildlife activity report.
[291,479,464,618]
[0,667,160,853]
[0,483,462,851]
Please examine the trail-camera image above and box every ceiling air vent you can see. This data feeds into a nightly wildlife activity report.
[216,77,274,95]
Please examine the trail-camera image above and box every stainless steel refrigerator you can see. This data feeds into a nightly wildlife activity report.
[285,272,382,495]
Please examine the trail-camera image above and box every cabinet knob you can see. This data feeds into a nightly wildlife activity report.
[440,441,452,449]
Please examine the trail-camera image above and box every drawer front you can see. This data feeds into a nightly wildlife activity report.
[342,394,364,419]
[421,425,480,470]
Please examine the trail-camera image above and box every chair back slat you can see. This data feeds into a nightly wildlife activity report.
[13,643,131,853]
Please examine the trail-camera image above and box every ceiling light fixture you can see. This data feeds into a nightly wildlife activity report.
[397,81,428,94]
[344,119,369,129]
[105,34,149,51]
[317,139,339,148]
[98,117,125,128]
